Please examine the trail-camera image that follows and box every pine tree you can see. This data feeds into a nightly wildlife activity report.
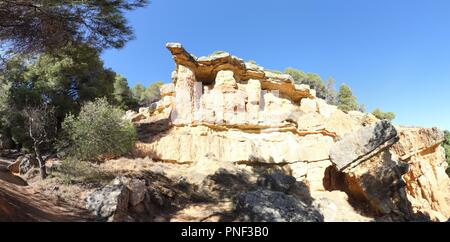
[113,75,136,110]
[337,84,359,112]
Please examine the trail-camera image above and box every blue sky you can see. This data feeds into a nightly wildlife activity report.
[102,0,450,130]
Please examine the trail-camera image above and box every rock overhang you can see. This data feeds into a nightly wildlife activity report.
[166,42,314,102]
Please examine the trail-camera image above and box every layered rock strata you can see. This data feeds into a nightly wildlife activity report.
[127,43,450,221]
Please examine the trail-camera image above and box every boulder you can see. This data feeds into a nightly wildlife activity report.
[125,178,146,206]
[330,120,398,171]
[85,176,147,221]
[312,191,373,222]
[329,126,450,221]
[86,178,131,221]
[257,171,296,193]
[235,189,324,222]
[7,154,38,175]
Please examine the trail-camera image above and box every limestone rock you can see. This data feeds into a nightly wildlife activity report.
[305,160,334,192]
[395,127,450,221]
[133,126,332,164]
[86,178,131,221]
[126,178,146,207]
[312,191,373,222]
[85,176,147,221]
[160,83,175,97]
[330,120,398,171]
[257,171,296,193]
[331,126,450,221]
[171,65,196,125]
[235,189,324,222]
[7,154,38,175]
[126,43,450,222]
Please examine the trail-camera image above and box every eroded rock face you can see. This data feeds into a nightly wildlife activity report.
[330,120,398,171]
[133,43,368,179]
[329,124,450,221]
[396,127,450,221]
[127,43,449,221]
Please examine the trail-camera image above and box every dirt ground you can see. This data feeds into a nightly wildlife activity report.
[0,158,94,222]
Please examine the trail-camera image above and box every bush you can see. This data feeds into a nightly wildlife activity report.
[59,98,136,161]
[443,130,450,176]
[372,108,396,121]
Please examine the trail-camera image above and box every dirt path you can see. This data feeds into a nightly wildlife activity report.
[0,160,94,222]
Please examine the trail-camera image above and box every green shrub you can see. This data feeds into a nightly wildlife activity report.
[59,98,136,161]
[444,130,450,176]
[372,108,396,121]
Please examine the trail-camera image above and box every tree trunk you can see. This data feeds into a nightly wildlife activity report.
[34,145,47,179]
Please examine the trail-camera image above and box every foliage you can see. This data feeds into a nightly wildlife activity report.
[2,44,115,115]
[59,98,136,162]
[0,0,149,55]
[131,81,163,107]
[337,84,359,112]
[208,51,227,57]
[372,108,396,121]
[22,104,57,179]
[0,45,119,148]
[443,130,450,175]
[131,83,146,103]
[284,68,327,100]
[113,74,137,110]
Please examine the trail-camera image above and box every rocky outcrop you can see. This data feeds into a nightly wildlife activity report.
[127,43,449,222]
[395,127,450,221]
[330,120,398,171]
[132,43,376,193]
[86,176,147,222]
[86,177,132,221]
[329,124,450,221]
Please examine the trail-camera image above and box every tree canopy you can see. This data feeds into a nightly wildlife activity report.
[0,44,120,149]
[131,81,163,107]
[284,68,327,100]
[0,0,149,56]
[337,84,359,112]
[113,74,137,110]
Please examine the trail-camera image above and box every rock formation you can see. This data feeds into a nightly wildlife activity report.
[125,43,450,222]
[328,125,450,221]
